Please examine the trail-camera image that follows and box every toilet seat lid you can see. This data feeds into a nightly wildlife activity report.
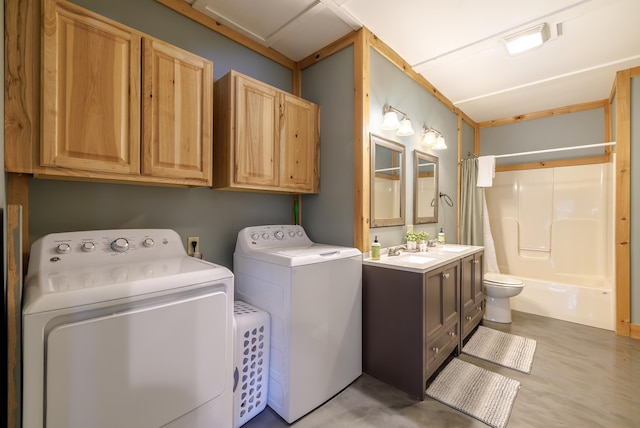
[484,272,523,286]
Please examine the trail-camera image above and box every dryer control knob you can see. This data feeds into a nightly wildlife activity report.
[81,242,96,252]
[111,238,130,253]
[142,238,154,248]
[56,243,71,254]
[274,231,284,240]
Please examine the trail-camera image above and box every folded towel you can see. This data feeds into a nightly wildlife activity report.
[477,155,495,187]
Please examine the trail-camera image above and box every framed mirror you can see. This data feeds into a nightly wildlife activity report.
[370,134,405,227]
[414,150,438,224]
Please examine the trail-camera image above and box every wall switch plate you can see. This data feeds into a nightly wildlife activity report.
[187,236,200,255]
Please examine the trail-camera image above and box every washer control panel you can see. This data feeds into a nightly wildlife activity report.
[236,225,312,251]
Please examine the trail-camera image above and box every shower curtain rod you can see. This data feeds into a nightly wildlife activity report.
[491,141,615,159]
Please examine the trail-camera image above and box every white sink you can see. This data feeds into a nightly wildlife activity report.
[400,255,436,264]
[437,245,470,253]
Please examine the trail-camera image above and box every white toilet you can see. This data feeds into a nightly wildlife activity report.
[483,273,525,323]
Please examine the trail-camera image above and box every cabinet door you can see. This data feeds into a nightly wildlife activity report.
[142,38,213,183]
[425,262,460,338]
[473,251,484,305]
[234,75,280,186]
[280,94,319,192]
[42,2,141,174]
[461,255,474,314]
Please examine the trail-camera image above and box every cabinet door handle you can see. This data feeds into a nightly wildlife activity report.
[432,347,439,354]
[442,272,450,279]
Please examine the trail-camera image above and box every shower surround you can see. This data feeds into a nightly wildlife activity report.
[485,161,615,330]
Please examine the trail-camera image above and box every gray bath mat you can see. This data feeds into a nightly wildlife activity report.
[426,358,520,428]
[462,326,537,374]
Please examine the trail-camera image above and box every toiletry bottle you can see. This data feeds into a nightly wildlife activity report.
[438,228,445,244]
[371,236,381,260]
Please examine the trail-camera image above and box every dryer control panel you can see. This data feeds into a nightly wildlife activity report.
[235,225,312,251]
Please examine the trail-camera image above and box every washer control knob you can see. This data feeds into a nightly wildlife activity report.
[81,242,96,252]
[56,243,71,254]
[111,238,130,253]
[274,230,284,240]
[142,238,154,248]
[261,232,270,240]
[250,233,260,241]
[288,230,296,237]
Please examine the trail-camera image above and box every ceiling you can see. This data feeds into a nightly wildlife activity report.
[185,0,640,123]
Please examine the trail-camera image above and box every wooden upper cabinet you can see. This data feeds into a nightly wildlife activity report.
[142,38,213,183]
[280,93,320,191]
[36,0,213,186]
[42,1,141,175]
[234,74,280,186]
[214,70,320,194]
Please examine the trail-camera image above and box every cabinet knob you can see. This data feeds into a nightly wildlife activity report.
[432,347,439,354]
[442,272,450,279]
[472,259,479,264]
[448,331,456,337]
[466,316,472,320]
[477,306,483,311]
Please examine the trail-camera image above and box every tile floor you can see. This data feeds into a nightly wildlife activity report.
[244,311,640,427]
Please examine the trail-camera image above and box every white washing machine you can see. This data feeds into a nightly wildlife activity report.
[234,224,362,423]
[22,229,234,428]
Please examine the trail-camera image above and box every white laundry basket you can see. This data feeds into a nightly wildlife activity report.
[233,301,270,427]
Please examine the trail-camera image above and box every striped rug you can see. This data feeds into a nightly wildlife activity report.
[426,358,520,428]
[462,326,537,374]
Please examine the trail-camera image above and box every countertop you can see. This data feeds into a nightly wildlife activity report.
[362,244,484,273]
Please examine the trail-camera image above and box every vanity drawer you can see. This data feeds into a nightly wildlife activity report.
[462,301,484,339]
[426,322,458,378]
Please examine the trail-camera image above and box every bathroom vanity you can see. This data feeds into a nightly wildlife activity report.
[362,245,484,399]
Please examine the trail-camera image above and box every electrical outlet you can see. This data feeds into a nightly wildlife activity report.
[406,225,414,234]
[187,237,200,255]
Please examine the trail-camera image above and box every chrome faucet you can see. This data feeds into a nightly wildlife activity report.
[387,245,406,256]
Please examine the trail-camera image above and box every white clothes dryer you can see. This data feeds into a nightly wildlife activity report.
[234,225,362,423]
[22,229,234,428]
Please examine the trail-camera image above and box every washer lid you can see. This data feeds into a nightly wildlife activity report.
[235,244,361,267]
[484,272,524,286]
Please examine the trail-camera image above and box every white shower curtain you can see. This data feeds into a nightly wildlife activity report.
[460,158,499,273]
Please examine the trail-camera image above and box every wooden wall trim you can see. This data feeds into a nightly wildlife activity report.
[478,99,608,128]
[353,29,369,252]
[153,0,295,70]
[494,155,610,172]
[6,205,23,428]
[630,323,640,340]
[614,69,631,336]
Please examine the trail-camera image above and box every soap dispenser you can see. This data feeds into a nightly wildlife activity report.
[437,228,446,244]
[371,236,381,260]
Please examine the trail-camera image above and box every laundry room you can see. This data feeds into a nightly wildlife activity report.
[4,0,640,427]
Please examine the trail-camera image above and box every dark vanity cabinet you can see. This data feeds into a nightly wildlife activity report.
[461,251,484,343]
[362,260,460,400]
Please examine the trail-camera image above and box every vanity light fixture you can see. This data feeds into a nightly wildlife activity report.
[421,126,447,150]
[381,105,415,136]
[503,23,550,55]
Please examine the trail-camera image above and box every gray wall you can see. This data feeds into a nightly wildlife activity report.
[300,46,356,247]
[369,49,460,247]
[480,108,606,165]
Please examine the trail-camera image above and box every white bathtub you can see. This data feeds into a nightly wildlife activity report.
[507,275,615,331]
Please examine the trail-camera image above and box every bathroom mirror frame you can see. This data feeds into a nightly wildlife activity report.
[370,133,406,227]
[413,150,439,224]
